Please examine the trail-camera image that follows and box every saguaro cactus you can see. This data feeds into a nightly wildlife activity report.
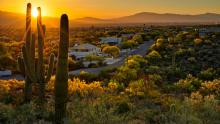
[17,3,34,102]
[55,14,69,124]
[36,7,55,104]
[18,4,55,103]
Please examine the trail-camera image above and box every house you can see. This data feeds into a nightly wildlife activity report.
[100,37,122,45]
[199,28,209,37]
[0,70,12,77]
[69,43,101,60]
[199,27,220,37]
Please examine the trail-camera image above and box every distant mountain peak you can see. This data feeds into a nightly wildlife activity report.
[0,10,220,28]
[134,12,158,15]
[78,17,101,20]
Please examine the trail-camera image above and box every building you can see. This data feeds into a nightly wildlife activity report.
[0,70,12,77]
[199,27,220,37]
[100,37,122,45]
[69,43,101,60]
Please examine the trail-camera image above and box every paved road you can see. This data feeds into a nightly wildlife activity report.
[68,40,154,75]
[0,40,153,80]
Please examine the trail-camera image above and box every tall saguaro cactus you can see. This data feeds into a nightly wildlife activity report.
[18,3,55,103]
[36,7,55,104]
[17,3,34,102]
[55,14,69,124]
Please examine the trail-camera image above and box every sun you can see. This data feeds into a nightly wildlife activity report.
[32,8,38,17]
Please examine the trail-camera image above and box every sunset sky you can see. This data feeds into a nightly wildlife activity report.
[0,0,220,19]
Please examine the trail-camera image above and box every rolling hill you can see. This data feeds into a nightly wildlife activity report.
[0,11,220,28]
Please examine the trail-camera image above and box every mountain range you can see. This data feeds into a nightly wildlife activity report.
[1,11,220,28]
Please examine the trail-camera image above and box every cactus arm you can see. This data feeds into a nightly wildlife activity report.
[30,33,36,75]
[17,57,25,75]
[45,53,55,83]
[22,46,37,82]
[26,3,31,53]
[37,7,45,82]
[42,25,46,36]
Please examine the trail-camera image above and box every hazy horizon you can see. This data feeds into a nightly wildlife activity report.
[0,0,220,19]
[1,9,220,20]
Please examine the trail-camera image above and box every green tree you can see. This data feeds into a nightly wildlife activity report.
[121,40,137,49]
[146,50,162,64]
[102,46,120,58]
[114,66,138,86]
[85,55,104,62]
[132,34,143,44]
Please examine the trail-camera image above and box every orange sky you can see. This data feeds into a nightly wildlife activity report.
[0,0,220,19]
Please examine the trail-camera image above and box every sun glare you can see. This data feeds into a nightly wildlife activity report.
[32,8,38,17]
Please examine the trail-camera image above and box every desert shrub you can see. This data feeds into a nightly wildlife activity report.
[165,66,185,82]
[98,69,113,81]
[0,102,52,124]
[77,71,99,82]
[88,63,99,68]
[155,103,202,124]
[127,55,148,68]
[132,34,143,44]
[66,98,132,124]
[102,46,120,58]
[194,38,203,45]
[149,74,163,85]
[47,77,104,98]
[145,66,160,74]
[155,38,164,48]
[155,92,220,124]
[175,74,202,93]
[199,79,220,97]
[0,54,16,70]
[185,92,220,124]
[114,66,138,86]
[69,60,84,70]
[146,50,162,64]
[115,102,130,114]
[107,81,119,93]
[126,59,140,69]
[0,80,23,104]
[125,79,160,99]
[121,40,138,49]
[198,68,217,81]
[125,80,146,99]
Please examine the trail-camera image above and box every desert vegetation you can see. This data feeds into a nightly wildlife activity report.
[0,2,220,124]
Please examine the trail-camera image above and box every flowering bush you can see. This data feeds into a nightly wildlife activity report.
[175,74,202,93]
[194,38,203,45]
[125,79,160,99]
[199,79,220,97]
[107,81,119,93]
[156,92,220,124]
[146,50,162,62]
[0,80,24,104]
[47,77,105,97]
[114,66,138,86]
[125,80,144,95]
[47,77,104,98]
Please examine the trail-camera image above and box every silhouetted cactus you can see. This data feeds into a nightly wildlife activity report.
[55,14,69,124]
[18,3,55,103]
[36,7,55,104]
[17,3,34,102]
